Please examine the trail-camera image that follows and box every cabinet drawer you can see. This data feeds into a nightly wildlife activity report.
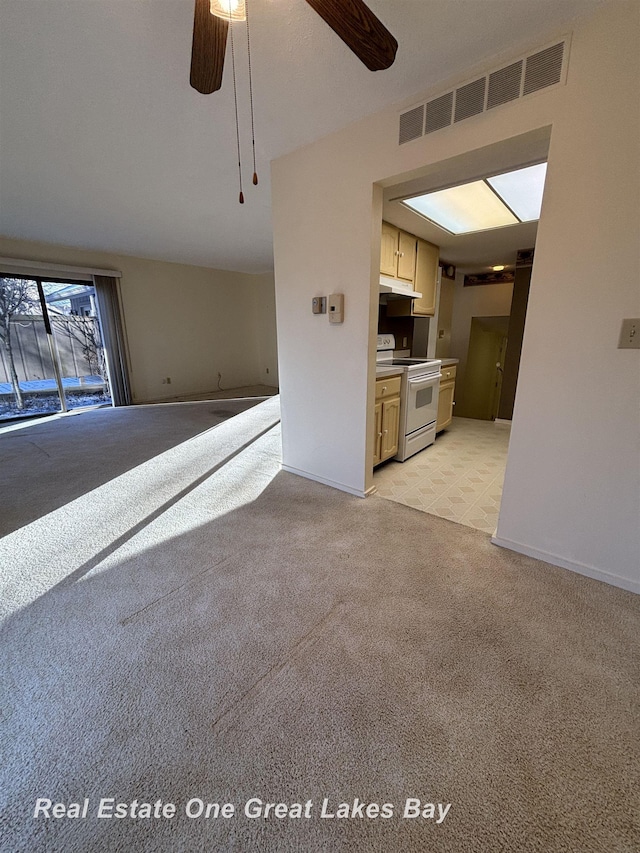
[375,376,401,400]
[440,364,457,382]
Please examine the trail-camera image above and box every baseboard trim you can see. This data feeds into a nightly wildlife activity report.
[490,535,640,594]
[134,395,273,407]
[281,465,368,498]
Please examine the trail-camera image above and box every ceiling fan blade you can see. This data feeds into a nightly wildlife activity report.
[303,0,397,72]
[190,0,228,94]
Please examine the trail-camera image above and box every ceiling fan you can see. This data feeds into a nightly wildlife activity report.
[190,0,398,95]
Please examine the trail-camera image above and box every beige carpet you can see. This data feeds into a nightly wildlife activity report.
[1,397,638,852]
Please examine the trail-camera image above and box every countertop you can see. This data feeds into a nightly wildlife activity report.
[375,366,403,378]
[376,358,458,377]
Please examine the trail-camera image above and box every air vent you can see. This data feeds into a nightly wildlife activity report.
[398,105,424,145]
[516,247,535,267]
[487,60,523,109]
[398,38,568,145]
[524,42,564,95]
[425,92,453,134]
[454,78,486,122]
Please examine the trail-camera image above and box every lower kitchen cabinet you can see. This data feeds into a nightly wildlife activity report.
[436,364,457,433]
[374,375,401,466]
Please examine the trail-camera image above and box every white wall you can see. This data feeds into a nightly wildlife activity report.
[271,5,640,591]
[0,237,278,403]
[250,271,279,388]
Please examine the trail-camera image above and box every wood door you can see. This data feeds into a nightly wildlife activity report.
[436,380,455,432]
[396,230,416,282]
[380,222,399,277]
[381,396,401,460]
[373,400,383,466]
[412,238,439,316]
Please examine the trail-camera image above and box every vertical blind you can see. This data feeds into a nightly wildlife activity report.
[93,276,131,407]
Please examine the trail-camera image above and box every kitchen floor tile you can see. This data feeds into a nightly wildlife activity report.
[373,417,511,535]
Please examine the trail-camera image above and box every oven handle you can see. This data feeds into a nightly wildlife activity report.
[407,374,440,391]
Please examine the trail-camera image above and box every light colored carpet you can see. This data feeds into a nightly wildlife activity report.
[1,397,638,853]
[0,397,267,538]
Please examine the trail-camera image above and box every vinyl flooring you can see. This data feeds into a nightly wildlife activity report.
[373,416,511,534]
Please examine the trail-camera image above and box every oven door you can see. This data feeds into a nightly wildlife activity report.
[405,373,440,435]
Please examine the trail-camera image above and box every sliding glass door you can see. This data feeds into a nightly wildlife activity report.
[0,276,112,422]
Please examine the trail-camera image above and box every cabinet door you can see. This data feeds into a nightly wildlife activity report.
[436,380,455,432]
[373,400,383,466]
[413,238,439,316]
[396,230,417,282]
[381,396,401,460]
[380,222,399,277]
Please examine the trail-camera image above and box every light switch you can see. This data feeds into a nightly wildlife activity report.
[618,318,640,349]
[312,296,326,314]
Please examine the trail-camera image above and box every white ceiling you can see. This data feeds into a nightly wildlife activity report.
[0,0,605,273]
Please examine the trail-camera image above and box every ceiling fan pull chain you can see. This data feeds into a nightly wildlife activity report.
[228,6,244,203]
[245,0,258,186]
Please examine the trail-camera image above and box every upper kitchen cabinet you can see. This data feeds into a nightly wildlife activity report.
[386,238,439,318]
[380,222,417,283]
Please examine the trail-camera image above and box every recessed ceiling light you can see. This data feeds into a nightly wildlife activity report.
[486,162,547,222]
[402,181,518,235]
[401,161,547,235]
[492,265,505,271]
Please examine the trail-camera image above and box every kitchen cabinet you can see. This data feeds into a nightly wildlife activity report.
[436,363,457,433]
[386,238,439,318]
[380,222,417,283]
[374,375,401,466]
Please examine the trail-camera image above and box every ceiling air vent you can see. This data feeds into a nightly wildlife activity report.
[398,105,424,145]
[397,37,569,145]
[487,60,523,109]
[524,42,564,95]
[425,92,453,134]
[454,77,486,122]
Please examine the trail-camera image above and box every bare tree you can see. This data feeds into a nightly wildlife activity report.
[52,311,110,398]
[0,278,38,409]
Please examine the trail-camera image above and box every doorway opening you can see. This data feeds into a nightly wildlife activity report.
[0,276,113,422]
[372,129,549,534]
[458,316,509,421]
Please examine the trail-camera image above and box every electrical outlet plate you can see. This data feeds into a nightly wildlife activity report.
[618,318,640,349]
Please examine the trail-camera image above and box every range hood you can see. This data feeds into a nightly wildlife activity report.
[379,275,422,298]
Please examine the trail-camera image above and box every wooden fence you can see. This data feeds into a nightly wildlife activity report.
[0,315,106,384]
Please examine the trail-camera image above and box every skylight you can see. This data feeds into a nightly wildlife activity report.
[401,162,547,235]
[486,162,547,222]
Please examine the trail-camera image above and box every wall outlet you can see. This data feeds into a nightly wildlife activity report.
[618,318,640,349]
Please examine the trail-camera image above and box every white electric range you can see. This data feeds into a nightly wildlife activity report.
[376,334,441,461]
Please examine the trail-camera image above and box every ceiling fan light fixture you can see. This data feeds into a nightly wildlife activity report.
[209,0,246,22]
